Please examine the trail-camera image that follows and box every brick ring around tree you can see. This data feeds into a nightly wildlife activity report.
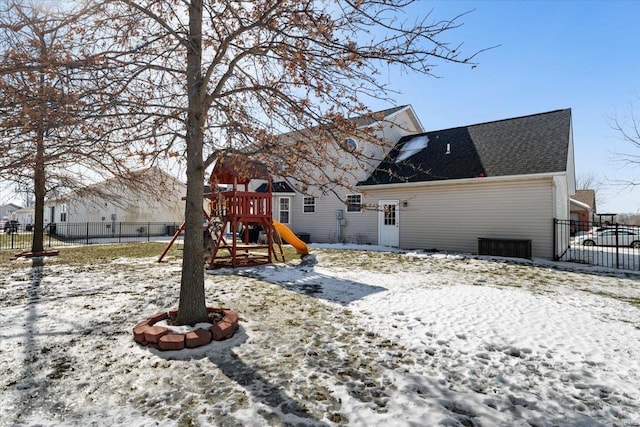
[133,307,239,351]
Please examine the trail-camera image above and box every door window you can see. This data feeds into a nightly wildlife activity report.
[383,204,396,225]
[279,197,290,224]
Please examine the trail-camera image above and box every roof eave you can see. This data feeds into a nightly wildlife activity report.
[570,198,592,210]
[355,105,420,131]
[357,171,565,190]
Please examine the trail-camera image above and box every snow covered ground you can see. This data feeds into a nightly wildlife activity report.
[1,245,639,426]
[561,244,640,271]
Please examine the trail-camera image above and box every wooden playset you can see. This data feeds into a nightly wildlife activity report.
[159,155,308,268]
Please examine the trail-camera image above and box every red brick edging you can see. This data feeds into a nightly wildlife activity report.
[133,307,239,351]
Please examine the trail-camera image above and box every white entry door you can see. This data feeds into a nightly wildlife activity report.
[378,200,399,247]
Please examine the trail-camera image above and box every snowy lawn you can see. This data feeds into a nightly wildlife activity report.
[1,244,639,426]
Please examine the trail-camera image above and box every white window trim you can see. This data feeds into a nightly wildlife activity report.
[302,196,316,214]
[344,137,358,151]
[279,197,291,224]
[60,204,67,222]
[346,193,363,213]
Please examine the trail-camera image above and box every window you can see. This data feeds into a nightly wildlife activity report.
[60,204,67,222]
[346,194,362,213]
[383,204,396,225]
[344,137,358,151]
[303,197,315,213]
[279,197,290,224]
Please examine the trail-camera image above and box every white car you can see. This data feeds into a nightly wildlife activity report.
[579,228,640,248]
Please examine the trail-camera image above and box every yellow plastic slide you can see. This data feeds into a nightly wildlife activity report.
[273,220,309,255]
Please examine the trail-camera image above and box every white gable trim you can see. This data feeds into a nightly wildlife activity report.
[570,198,591,210]
[374,105,425,133]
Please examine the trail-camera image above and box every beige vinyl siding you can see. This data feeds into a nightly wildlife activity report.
[362,177,556,258]
[274,108,424,243]
[553,174,569,220]
[285,192,378,243]
[553,175,571,258]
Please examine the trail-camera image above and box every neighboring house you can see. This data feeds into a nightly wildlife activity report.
[0,203,22,220]
[44,167,186,237]
[12,206,34,227]
[570,189,596,230]
[258,105,425,243]
[263,107,575,259]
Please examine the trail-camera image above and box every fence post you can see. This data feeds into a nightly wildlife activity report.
[11,231,15,250]
[147,222,150,242]
[86,223,90,245]
[118,222,122,243]
[552,218,558,261]
[615,223,620,269]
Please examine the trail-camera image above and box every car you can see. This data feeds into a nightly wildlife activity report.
[3,220,20,233]
[578,228,640,248]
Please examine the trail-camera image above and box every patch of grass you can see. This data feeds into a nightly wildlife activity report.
[0,250,15,264]
[275,245,301,263]
[0,242,182,267]
[579,289,640,307]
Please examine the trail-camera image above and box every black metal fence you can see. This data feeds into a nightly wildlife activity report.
[554,219,640,271]
[0,222,181,251]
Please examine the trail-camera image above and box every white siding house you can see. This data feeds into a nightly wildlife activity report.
[264,105,425,243]
[258,107,574,259]
[358,109,575,259]
[43,167,186,238]
[359,175,559,258]
[12,206,34,227]
[0,203,22,221]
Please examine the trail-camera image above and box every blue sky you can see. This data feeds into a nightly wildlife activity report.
[2,1,639,214]
[367,0,640,213]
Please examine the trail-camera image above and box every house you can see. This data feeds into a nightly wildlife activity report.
[12,206,34,227]
[570,189,596,230]
[43,167,186,237]
[250,107,574,259]
[258,105,425,243]
[0,203,22,221]
[356,108,575,259]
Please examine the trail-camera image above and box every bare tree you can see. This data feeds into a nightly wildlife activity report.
[575,171,609,207]
[575,172,601,191]
[97,0,487,325]
[0,0,146,254]
[612,100,640,186]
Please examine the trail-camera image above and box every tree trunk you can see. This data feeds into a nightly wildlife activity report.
[31,67,47,254]
[31,128,46,254]
[176,0,208,326]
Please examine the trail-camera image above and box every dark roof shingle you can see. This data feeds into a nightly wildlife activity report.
[255,181,296,193]
[359,109,572,186]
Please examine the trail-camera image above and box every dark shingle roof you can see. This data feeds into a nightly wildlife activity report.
[255,181,296,193]
[359,109,572,186]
